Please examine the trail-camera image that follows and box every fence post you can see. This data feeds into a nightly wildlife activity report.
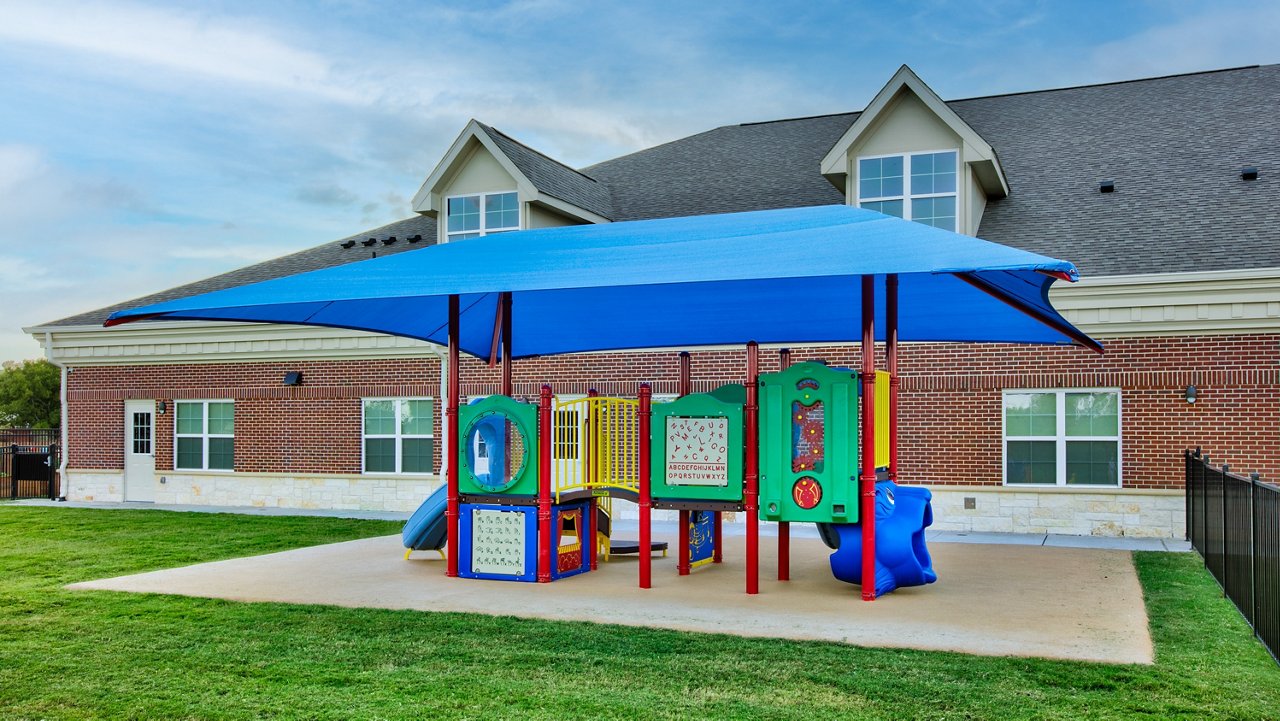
[8,445,16,500]
[1252,472,1261,641]
[46,443,57,500]
[1223,464,1232,598]
[1185,450,1191,542]
[1202,454,1209,567]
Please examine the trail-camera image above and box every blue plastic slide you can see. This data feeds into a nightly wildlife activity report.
[402,484,449,553]
[825,480,937,596]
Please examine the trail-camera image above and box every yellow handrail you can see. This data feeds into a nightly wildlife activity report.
[552,396,641,502]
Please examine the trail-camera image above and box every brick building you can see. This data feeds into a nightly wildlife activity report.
[27,65,1280,538]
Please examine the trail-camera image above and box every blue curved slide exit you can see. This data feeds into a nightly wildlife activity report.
[826,481,937,596]
[402,484,449,552]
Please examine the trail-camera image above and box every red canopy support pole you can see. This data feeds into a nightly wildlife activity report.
[677,351,691,576]
[500,291,513,397]
[860,276,878,602]
[638,383,653,589]
[886,274,899,483]
[445,294,461,578]
[777,347,791,582]
[538,385,553,584]
[587,388,599,571]
[744,341,760,595]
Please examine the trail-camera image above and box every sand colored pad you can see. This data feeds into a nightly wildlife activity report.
[69,533,1153,664]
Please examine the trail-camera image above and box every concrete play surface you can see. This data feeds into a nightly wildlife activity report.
[69,533,1153,664]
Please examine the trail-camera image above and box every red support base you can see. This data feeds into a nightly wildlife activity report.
[778,521,790,581]
[445,294,461,578]
[638,384,653,589]
[713,511,723,563]
[589,497,599,571]
[538,385,553,584]
[860,276,878,602]
[744,341,760,595]
[678,509,691,575]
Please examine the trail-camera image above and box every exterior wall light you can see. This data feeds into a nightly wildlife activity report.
[158,401,167,414]
[1185,385,1197,404]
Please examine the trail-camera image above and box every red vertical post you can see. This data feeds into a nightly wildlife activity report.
[638,384,653,589]
[445,294,461,578]
[538,385,553,583]
[500,291,513,397]
[677,351,691,575]
[860,276,878,601]
[713,511,723,563]
[744,341,760,595]
[887,274,899,482]
[587,388,599,571]
[777,347,791,581]
[678,511,691,575]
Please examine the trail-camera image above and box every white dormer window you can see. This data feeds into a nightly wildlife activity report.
[857,150,957,232]
[446,191,519,241]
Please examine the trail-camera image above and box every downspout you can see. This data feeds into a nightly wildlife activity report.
[43,331,68,500]
[429,344,449,483]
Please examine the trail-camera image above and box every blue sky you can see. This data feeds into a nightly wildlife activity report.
[2,0,1278,361]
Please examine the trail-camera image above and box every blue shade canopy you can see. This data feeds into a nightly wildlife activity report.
[106,205,1101,357]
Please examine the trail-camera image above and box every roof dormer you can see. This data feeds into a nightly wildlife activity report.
[412,120,612,243]
[821,66,1008,234]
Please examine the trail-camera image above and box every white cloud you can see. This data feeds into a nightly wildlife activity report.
[0,0,371,104]
[1087,5,1280,77]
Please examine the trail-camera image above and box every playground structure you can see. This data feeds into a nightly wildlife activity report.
[106,205,1103,601]
[404,285,939,598]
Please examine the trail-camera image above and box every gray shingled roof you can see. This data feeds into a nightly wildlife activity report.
[47,215,437,327]
[477,122,615,219]
[953,65,1280,275]
[583,113,853,219]
[43,65,1280,328]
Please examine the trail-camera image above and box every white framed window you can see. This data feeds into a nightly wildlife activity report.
[857,150,958,231]
[445,191,519,241]
[175,400,234,471]
[1003,389,1121,487]
[363,398,435,474]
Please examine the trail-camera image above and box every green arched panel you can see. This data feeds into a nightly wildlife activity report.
[458,395,539,497]
[759,362,860,524]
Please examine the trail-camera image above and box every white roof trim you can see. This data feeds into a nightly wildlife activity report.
[821,65,1009,198]
[411,120,608,226]
[410,119,537,215]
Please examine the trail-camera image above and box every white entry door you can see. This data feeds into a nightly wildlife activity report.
[124,400,156,502]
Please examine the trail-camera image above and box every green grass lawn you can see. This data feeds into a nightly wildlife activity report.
[0,507,1277,720]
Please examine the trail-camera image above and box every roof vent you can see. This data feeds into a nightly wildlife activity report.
[361,237,377,247]
[407,234,423,244]
[382,236,397,246]
[1099,180,1115,193]
[1241,167,1259,181]
[339,240,356,249]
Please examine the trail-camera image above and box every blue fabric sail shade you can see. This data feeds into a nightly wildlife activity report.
[106,205,1102,358]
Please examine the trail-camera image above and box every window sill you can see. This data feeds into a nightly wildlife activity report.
[965,484,1176,496]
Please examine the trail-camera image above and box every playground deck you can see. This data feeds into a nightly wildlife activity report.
[68,531,1153,664]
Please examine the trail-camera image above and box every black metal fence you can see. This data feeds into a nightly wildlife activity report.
[0,427,59,449]
[1186,448,1279,665]
[0,429,60,500]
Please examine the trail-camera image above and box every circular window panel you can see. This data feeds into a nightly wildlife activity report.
[791,477,823,510]
[465,411,528,493]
